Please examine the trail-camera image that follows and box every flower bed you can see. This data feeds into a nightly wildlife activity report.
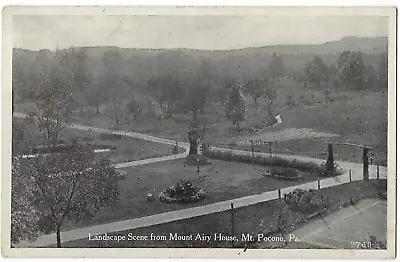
[283,188,330,214]
[262,167,303,180]
[159,180,206,203]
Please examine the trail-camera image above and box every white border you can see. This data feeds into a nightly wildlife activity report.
[1,3,397,260]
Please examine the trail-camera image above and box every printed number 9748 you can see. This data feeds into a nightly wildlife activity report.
[350,242,373,249]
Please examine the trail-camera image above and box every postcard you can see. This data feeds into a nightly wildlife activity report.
[1,6,396,259]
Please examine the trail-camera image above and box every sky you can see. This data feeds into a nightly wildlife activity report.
[13,15,388,51]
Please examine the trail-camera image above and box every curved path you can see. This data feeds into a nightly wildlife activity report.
[13,112,190,168]
[13,112,387,247]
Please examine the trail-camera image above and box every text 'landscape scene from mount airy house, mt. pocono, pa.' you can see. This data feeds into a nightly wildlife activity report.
[2,6,396,259]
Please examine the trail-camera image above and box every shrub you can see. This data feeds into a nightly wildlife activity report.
[159,180,206,203]
[263,167,303,180]
[319,160,341,177]
[284,189,330,213]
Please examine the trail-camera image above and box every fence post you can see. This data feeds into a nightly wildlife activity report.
[349,170,352,182]
[230,203,235,247]
[377,164,380,180]
[317,179,321,190]
[250,140,255,158]
[363,147,369,181]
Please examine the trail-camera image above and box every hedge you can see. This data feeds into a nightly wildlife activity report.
[203,147,342,176]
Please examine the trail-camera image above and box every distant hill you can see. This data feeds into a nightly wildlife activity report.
[13,36,388,88]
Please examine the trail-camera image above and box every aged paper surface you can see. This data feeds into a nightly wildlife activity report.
[1,6,396,259]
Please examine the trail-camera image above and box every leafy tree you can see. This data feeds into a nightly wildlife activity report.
[108,86,129,126]
[12,115,37,156]
[286,93,296,108]
[365,65,379,91]
[126,97,144,121]
[84,82,106,114]
[306,56,330,88]
[263,79,277,120]
[177,74,210,120]
[292,68,308,88]
[268,53,286,82]
[244,78,264,103]
[24,50,51,100]
[147,75,180,116]
[99,51,131,125]
[12,52,32,101]
[70,48,93,113]
[213,78,236,108]
[337,51,366,90]
[224,83,247,132]
[25,140,121,247]
[36,50,75,144]
[102,50,124,73]
[145,98,163,126]
[378,52,388,91]
[197,60,216,111]
[328,64,339,88]
[11,158,40,245]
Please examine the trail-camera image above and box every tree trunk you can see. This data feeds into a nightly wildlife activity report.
[236,121,240,133]
[56,225,62,248]
[96,105,99,114]
[193,110,197,121]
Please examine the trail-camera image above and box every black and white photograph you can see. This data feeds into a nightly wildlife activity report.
[2,6,396,259]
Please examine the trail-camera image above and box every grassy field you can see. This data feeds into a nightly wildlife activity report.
[60,158,322,231]
[215,92,388,164]
[61,179,385,248]
[14,79,364,140]
[14,81,387,163]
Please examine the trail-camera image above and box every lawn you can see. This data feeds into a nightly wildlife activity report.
[12,116,181,164]
[60,158,322,231]
[61,179,386,248]
[61,128,183,164]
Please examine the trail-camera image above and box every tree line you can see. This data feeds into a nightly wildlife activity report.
[291,51,388,92]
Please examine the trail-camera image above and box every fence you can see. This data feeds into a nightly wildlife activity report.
[227,169,387,249]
